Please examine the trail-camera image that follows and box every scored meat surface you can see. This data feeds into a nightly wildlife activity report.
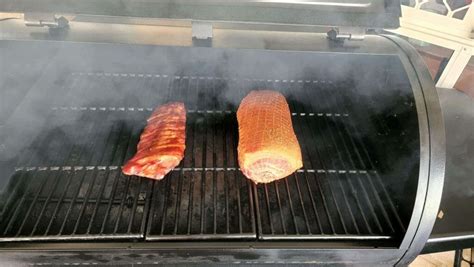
[237,90,303,184]
[122,102,186,180]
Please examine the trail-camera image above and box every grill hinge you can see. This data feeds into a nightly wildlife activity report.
[192,21,213,47]
[192,21,213,40]
[327,27,366,41]
[24,13,69,29]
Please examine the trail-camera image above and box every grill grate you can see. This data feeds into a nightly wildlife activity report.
[0,169,152,241]
[253,80,405,239]
[0,111,152,241]
[0,72,404,242]
[146,113,255,240]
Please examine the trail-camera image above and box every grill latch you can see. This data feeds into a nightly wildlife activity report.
[327,27,365,41]
[24,13,69,29]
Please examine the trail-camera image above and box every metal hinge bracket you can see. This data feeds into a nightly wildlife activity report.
[327,27,366,41]
[192,21,213,40]
[24,13,69,29]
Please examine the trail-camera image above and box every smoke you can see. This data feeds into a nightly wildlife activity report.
[1,32,422,232]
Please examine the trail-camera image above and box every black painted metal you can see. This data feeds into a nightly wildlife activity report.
[0,246,404,266]
[422,88,474,254]
[0,37,440,265]
[453,248,474,267]
[381,35,446,266]
[454,249,463,267]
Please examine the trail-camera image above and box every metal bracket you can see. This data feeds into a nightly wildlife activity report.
[327,27,365,41]
[24,13,69,29]
[191,21,213,40]
[436,45,472,89]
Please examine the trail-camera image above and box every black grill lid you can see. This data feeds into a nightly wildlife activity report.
[0,0,401,29]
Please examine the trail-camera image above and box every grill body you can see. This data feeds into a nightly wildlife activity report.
[0,31,445,266]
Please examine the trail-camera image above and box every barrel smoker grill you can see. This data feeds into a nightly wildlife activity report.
[1,1,465,264]
[0,35,447,265]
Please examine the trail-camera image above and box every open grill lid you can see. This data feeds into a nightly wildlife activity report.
[0,0,401,29]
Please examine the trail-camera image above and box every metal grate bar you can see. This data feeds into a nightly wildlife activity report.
[114,114,147,235]
[99,173,120,234]
[146,112,256,240]
[19,196,147,205]
[0,173,26,217]
[303,88,364,235]
[290,81,338,235]
[275,182,287,235]
[25,175,59,236]
[186,173,195,235]
[301,86,374,235]
[281,98,338,235]
[70,113,117,235]
[97,122,126,235]
[0,109,74,220]
[283,178,299,234]
[0,111,151,241]
[127,178,142,234]
[29,169,65,236]
[344,117,406,232]
[18,166,369,172]
[221,108,230,234]
[51,106,349,118]
[157,176,170,235]
[326,83,405,233]
[4,172,46,236]
[210,81,218,235]
[112,176,132,234]
[263,185,274,235]
[72,171,98,234]
[172,171,184,235]
[58,162,96,234]
[293,173,314,234]
[254,80,403,240]
[314,171,337,234]
[299,82,354,234]
[86,170,110,234]
[228,107,243,234]
[58,114,115,235]
[185,112,196,235]
[0,173,29,234]
[1,110,86,236]
[324,91,386,234]
[303,84,379,234]
[44,173,74,236]
[315,83,400,233]
[302,171,325,234]
[199,111,208,235]
[313,112,379,234]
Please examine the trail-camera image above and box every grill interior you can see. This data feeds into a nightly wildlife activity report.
[0,42,420,245]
